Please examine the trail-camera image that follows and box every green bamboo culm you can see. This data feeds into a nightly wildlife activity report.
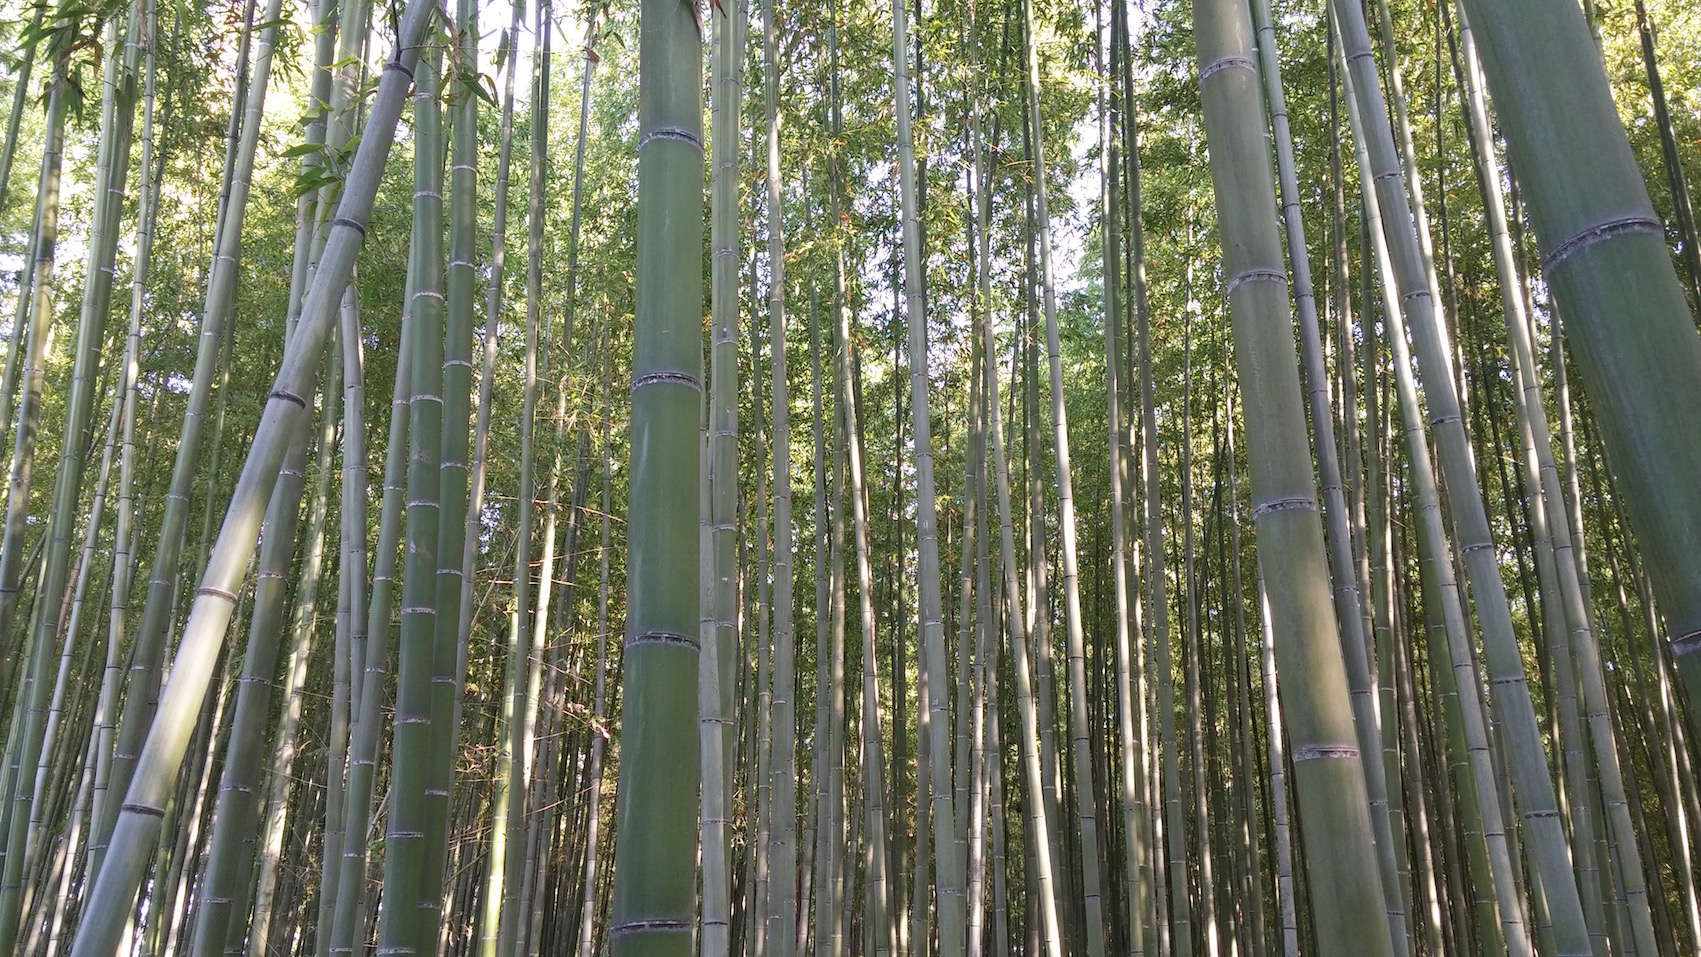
[1246,0,1409,948]
[889,0,967,946]
[761,0,801,949]
[376,36,447,957]
[700,0,745,944]
[1455,0,1701,736]
[65,1,437,951]
[0,1,44,220]
[495,4,549,950]
[605,0,704,948]
[1187,1,1396,956]
[419,0,480,928]
[468,6,523,955]
[1333,0,1599,946]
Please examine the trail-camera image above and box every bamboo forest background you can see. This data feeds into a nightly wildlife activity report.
[0,0,1694,952]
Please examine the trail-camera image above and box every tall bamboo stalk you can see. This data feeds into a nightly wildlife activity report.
[419,0,480,924]
[973,88,1062,957]
[762,0,800,948]
[604,0,704,941]
[1188,1,1395,953]
[1248,0,1407,947]
[467,7,524,956]
[0,48,64,700]
[577,316,614,957]
[374,37,448,957]
[888,0,965,946]
[701,0,746,945]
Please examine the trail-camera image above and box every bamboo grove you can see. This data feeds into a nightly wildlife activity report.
[0,0,1692,950]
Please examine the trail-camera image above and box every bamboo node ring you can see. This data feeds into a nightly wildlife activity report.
[1672,630,1701,657]
[271,388,308,409]
[639,126,705,155]
[1542,215,1661,270]
[1292,744,1358,761]
[1251,495,1315,518]
[632,370,703,393]
[1226,268,1285,294]
[613,919,693,936]
[629,630,701,650]
[1197,55,1254,84]
[121,802,166,818]
[332,217,368,239]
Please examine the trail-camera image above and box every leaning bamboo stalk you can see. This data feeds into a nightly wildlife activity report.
[1248,0,1408,946]
[65,2,436,950]
[1188,1,1396,952]
[1334,2,1599,949]
[1339,46,1531,957]
[190,3,342,949]
[1451,10,1658,954]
